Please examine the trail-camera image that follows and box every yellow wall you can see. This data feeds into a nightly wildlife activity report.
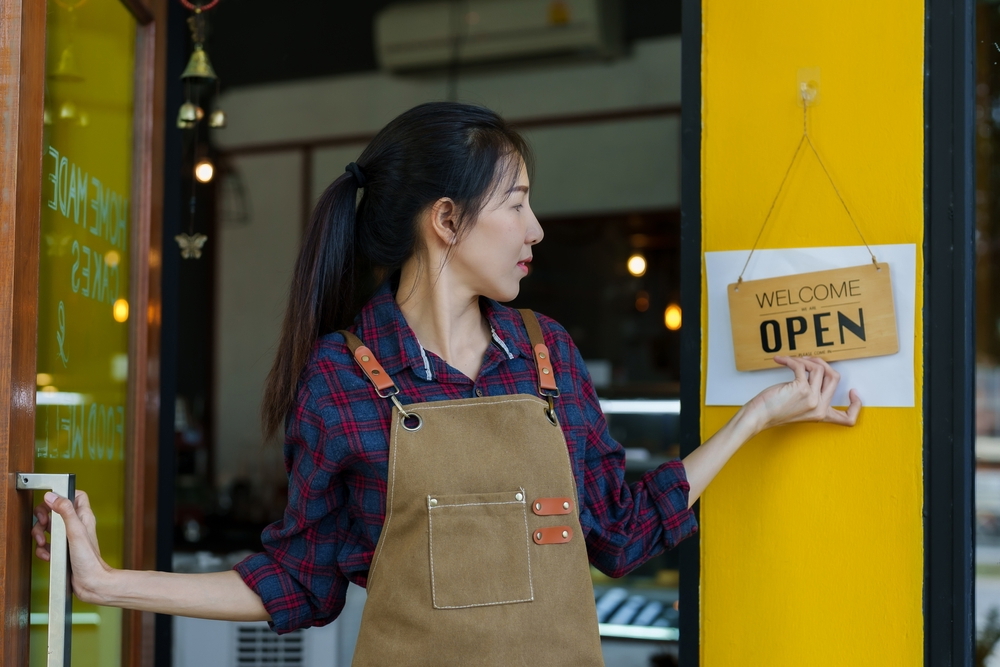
[700,1,924,664]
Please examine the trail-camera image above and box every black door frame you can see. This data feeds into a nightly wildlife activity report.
[924,0,976,664]
[678,0,702,665]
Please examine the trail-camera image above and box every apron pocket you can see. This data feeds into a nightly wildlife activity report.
[427,490,535,609]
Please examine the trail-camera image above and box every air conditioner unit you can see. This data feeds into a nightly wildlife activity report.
[375,0,622,72]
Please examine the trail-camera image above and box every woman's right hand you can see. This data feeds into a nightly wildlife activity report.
[31,490,114,605]
[33,490,270,621]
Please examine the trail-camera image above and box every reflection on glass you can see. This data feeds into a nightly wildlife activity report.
[510,211,683,643]
[32,1,136,665]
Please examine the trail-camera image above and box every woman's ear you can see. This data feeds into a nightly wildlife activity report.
[426,197,459,247]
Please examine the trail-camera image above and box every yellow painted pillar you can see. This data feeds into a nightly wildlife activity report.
[700,1,924,664]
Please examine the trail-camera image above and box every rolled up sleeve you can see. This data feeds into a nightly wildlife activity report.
[568,344,698,578]
[233,377,351,634]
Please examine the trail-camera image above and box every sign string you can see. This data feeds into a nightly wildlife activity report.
[736,88,879,287]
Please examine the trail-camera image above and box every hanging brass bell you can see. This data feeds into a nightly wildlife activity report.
[50,45,84,83]
[208,109,227,128]
[181,44,218,80]
[59,101,77,120]
[177,102,203,128]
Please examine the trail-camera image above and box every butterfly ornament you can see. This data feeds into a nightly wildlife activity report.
[175,233,208,259]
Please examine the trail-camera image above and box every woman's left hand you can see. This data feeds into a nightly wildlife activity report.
[746,356,862,433]
[682,355,861,507]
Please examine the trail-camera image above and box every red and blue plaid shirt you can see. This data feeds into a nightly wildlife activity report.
[235,283,697,633]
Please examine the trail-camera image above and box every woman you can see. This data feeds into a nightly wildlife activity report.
[33,102,861,665]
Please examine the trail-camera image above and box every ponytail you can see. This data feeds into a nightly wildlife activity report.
[260,101,533,441]
[260,172,362,439]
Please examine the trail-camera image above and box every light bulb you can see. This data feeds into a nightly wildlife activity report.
[113,299,129,323]
[664,304,682,331]
[194,158,215,183]
[627,254,647,277]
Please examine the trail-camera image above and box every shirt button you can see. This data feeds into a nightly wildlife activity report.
[475,388,483,397]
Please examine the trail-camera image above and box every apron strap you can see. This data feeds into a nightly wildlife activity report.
[516,309,560,397]
[337,330,400,398]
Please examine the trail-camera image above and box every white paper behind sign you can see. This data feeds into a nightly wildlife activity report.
[705,244,916,407]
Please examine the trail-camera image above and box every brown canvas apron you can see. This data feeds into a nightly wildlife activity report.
[340,310,604,666]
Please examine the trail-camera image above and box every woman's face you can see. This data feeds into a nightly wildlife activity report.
[449,162,542,302]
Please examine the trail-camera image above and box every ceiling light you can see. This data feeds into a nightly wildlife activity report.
[664,304,682,331]
[194,158,215,183]
[627,254,647,277]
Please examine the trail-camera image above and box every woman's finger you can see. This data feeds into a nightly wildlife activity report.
[818,361,840,403]
[800,358,825,399]
[34,504,49,530]
[73,490,99,535]
[825,388,862,425]
[74,490,92,514]
[32,507,47,536]
[31,521,47,547]
[842,388,862,424]
[774,356,808,385]
[811,356,838,384]
[45,492,91,546]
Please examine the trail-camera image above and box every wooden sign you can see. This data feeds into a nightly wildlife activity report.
[727,263,898,371]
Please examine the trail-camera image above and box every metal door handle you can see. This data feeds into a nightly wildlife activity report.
[18,473,75,667]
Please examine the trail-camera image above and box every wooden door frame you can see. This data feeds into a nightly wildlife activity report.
[0,0,167,664]
[123,1,167,665]
[0,0,47,661]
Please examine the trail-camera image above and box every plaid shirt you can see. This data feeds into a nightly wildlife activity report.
[235,283,698,634]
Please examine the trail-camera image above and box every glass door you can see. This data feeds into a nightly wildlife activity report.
[31,1,137,664]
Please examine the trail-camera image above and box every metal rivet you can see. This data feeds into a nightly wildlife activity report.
[563,501,570,510]
[372,369,380,375]
[535,502,542,511]
[536,532,542,540]
[542,368,550,375]
[515,492,523,501]
[429,498,437,506]
[561,530,568,539]
[538,352,546,359]
[361,355,370,362]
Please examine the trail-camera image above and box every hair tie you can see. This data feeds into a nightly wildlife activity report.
[345,162,367,188]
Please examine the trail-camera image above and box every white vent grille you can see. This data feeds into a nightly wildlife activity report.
[234,625,304,666]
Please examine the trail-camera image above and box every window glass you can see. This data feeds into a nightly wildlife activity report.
[511,210,683,645]
[32,0,137,664]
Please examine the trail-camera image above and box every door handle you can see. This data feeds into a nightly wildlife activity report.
[17,473,75,667]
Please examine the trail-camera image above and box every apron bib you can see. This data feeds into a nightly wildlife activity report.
[341,311,603,666]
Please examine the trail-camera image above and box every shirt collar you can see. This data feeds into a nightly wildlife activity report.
[352,282,531,380]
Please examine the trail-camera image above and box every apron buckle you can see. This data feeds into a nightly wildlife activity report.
[544,393,558,426]
[390,394,423,431]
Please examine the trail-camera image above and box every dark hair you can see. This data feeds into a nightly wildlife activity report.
[261,102,534,439]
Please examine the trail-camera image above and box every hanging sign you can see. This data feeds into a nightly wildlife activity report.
[727,263,898,371]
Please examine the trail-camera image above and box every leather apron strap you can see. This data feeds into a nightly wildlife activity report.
[337,329,422,427]
[516,309,559,396]
[340,310,560,401]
